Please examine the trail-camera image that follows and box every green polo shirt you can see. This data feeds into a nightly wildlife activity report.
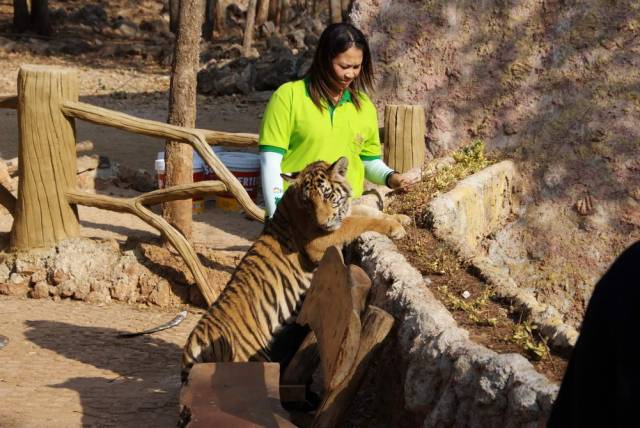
[258,79,381,197]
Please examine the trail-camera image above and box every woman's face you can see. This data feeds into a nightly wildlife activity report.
[331,46,363,92]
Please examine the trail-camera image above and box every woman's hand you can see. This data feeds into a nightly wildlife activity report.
[388,167,421,191]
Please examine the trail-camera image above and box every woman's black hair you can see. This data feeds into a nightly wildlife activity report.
[306,23,374,111]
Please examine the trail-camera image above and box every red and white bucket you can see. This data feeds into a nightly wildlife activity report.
[155,152,206,214]
[212,152,260,211]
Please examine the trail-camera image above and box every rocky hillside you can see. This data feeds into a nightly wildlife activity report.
[352,0,640,325]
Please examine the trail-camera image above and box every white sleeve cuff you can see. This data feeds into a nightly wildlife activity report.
[363,158,394,186]
[260,151,284,218]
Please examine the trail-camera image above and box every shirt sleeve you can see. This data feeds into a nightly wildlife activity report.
[258,86,292,155]
[358,96,383,161]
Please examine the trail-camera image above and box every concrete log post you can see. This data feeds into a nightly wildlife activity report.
[383,104,426,173]
[10,65,80,250]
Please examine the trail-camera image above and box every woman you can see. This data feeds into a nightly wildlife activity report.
[258,22,420,217]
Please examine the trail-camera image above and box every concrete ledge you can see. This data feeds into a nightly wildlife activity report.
[426,160,578,351]
[353,233,558,427]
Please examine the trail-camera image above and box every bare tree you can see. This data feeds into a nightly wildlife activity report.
[243,0,258,56]
[169,0,179,33]
[340,0,350,21]
[256,0,269,27]
[30,0,50,35]
[13,0,30,32]
[329,0,341,23]
[164,0,205,240]
[13,0,50,34]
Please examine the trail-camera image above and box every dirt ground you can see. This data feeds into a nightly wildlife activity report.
[0,296,202,428]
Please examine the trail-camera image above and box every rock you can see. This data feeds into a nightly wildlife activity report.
[148,279,171,307]
[139,19,168,33]
[29,269,47,284]
[30,281,50,299]
[70,5,108,26]
[112,19,139,38]
[260,21,276,38]
[0,263,10,283]
[73,282,91,300]
[48,284,60,297]
[58,279,78,298]
[304,33,319,49]
[15,260,42,275]
[51,269,68,286]
[9,273,28,285]
[61,40,95,55]
[254,50,299,91]
[77,155,101,173]
[0,281,29,297]
[85,291,111,305]
[288,29,306,49]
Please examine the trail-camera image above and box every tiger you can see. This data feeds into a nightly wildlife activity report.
[181,156,408,383]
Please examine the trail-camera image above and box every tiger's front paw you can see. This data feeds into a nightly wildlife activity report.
[387,221,407,240]
[392,214,412,226]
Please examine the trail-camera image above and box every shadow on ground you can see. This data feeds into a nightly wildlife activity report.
[24,320,183,427]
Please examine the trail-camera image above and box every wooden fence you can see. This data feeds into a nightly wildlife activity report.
[0,64,265,305]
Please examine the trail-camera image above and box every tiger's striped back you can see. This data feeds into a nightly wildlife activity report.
[181,158,352,382]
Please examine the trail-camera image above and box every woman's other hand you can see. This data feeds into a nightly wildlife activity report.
[388,167,421,191]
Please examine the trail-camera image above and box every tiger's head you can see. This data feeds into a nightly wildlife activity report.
[281,157,352,232]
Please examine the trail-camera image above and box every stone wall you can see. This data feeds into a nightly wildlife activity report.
[344,233,558,427]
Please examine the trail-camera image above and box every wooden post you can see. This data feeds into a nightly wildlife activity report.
[383,105,426,173]
[10,65,80,250]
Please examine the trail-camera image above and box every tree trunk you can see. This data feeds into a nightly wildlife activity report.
[13,0,30,32]
[164,0,205,241]
[383,105,426,173]
[30,0,51,35]
[10,65,80,250]
[202,0,215,40]
[279,0,290,25]
[242,0,257,56]
[340,0,350,21]
[215,0,225,34]
[169,0,180,33]
[329,0,341,23]
[268,0,278,23]
[256,0,269,27]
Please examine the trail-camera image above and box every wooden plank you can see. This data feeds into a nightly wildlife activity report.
[411,106,426,168]
[311,306,394,428]
[296,246,371,390]
[394,106,406,172]
[281,332,319,386]
[384,105,398,175]
[180,362,296,428]
[382,103,391,163]
[403,106,413,173]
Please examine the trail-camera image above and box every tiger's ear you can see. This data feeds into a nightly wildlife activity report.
[330,156,349,178]
[281,172,298,183]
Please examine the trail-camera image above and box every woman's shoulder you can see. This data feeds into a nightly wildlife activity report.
[272,79,307,99]
[353,90,377,113]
